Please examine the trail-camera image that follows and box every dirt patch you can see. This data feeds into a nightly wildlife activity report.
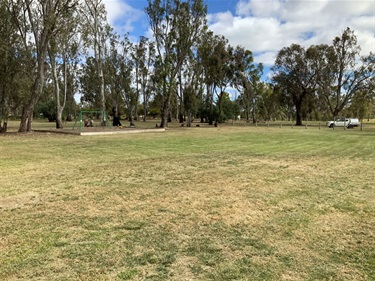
[0,192,40,210]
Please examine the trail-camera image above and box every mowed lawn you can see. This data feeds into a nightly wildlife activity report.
[0,125,374,280]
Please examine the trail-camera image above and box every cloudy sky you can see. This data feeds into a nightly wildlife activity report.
[103,0,375,70]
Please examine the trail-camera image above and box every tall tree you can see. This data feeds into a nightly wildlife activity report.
[81,0,108,122]
[118,36,136,126]
[145,0,207,128]
[197,31,235,126]
[133,36,156,122]
[8,0,76,132]
[103,32,135,126]
[48,5,80,128]
[182,41,205,126]
[272,44,318,125]
[80,57,101,108]
[233,46,263,123]
[105,31,123,119]
[197,29,217,124]
[208,36,234,127]
[315,28,375,118]
[0,0,24,132]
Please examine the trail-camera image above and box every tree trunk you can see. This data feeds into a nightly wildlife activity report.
[19,73,44,132]
[159,79,171,128]
[135,66,139,121]
[214,92,223,127]
[143,103,147,122]
[245,104,250,123]
[56,106,64,129]
[19,103,34,132]
[187,110,192,127]
[19,42,48,132]
[179,112,184,124]
[295,98,303,126]
[252,101,257,123]
[100,69,106,126]
[178,71,183,122]
[50,49,67,129]
[160,99,169,128]
[207,84,214,125]
[134,103,138,121]
[128,104,135,127]
[19,62,46,132]
[0,120,7,133]
[142,81,147,122]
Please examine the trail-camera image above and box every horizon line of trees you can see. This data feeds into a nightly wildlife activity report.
[0,0,374,133]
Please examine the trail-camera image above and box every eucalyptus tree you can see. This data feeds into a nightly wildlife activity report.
[257,83,281,121]
[347,89,374,120]
[190,53,206,123]
[197,30,234,125]
[103,32,135,126]
[232,46,263,123]
[145,0,207,128]
[314,28,375,118]
[272,44,318,125]
[180,49,205,126]
[206,36,235,127]
[0,1,9,132]
[183,47,205,126]
[80,0,108,121]
[132,36,156,122]
[48,6,81,128]
[8,0,77,132]
[104,31,122,118]
[196,29,216,124]
[175,12,205,123]
[118,36,136,126]
[174,35,203,124]
[79,57,101,108]
[0,0,23,132]
[183,84,197,126]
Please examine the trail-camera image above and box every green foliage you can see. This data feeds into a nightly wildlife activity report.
[183,84,198,114]
[347,90,374,120]
[145,0,207,127]
[79,57,101,108]
[149,107,161,118]
[314,28,374,118]
[35,100,57,122]
[272,44,318,125]
[232,46,264,122]
[220,92,236,121]
[133,36,156,121]
[0,0,33,132]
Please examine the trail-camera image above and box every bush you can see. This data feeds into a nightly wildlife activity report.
[35,100,56,122]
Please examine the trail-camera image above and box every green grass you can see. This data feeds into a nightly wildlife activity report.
[0,122,374,280]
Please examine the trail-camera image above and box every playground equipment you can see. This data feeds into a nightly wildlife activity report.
[72,110,112,131]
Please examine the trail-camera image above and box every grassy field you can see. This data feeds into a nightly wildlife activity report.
[0,121,374,280]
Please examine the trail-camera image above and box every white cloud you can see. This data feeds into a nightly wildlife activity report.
[208,0,375,66]
[236,0,282,18]
[104,0,144,36]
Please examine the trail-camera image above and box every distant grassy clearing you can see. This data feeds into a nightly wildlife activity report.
[0,126,374,280]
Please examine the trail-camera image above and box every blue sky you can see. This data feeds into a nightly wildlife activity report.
[104,0,375,81]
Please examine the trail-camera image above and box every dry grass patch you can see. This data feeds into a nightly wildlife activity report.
[1,126,375,280]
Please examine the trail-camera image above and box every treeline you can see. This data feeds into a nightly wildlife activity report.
[0,0,374,133]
